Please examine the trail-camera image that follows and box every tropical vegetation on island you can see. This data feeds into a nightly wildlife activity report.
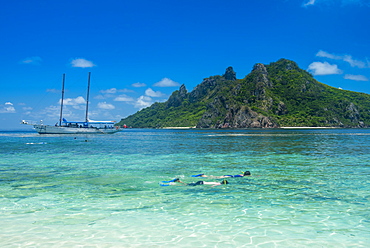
[117,59,370,128]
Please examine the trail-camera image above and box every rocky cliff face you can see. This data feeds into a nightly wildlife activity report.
[189,78,217,103]
[117,59,370,128]
[223,66,236,81]
[197,97,279,128]
[215,105,278,128]
[196,64,279,128]
[166,84,188,108]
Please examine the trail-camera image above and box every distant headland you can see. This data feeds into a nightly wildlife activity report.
[117,59,370,129]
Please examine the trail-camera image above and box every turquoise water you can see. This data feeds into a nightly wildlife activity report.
[0,129,369,247]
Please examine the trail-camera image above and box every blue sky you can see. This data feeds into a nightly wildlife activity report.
[1,0,369,130]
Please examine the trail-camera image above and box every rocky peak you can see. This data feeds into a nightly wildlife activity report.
[251,63,272,90]
[223,66,236,80]
[178,84,188,98]
[274,58,299,71]
[166,84,188,108]
[189,77,217,102]
[252,63,268,74]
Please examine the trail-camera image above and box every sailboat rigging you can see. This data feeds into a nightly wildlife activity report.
[22,72,121,134]
[59,73,65,127]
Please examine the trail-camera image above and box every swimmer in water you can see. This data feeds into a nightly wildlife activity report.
[160,178,229,187]
[173,178,229,186]
[192,171,251,178]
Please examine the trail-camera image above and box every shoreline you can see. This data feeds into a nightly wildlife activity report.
[161,126,196,129]
[280,126,338,129]
[161,126,340,130]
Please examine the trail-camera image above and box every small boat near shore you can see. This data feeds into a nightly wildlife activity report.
[22,73,121,134]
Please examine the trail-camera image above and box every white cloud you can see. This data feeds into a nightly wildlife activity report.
[316,50,367,68]
[94,95,106,100]
[97,88,134,100]
[43,105,60,118]
[114,94,135,102]
[98,102,115,110]
[153,78,180,87]
[342,55,366,68]
[132,82,146,87]
[70,58,96,68]
[119,88,134,93]
[27,104,83,121]
[303,0,316,7]
[303,0,370,7]
[20,56,42,65]
[61,96,86,106]
[0,102,16,113]
[135,96,153,109]
[145,88,165,97]
[308,62,343,75]
[1,106,16,113]
[100,88,117,94]
[344,74,369,81]
[316,50,341,60]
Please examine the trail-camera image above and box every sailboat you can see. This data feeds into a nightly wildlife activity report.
[22,73,121,134]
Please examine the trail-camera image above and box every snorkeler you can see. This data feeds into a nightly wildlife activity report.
[160,178,229,187]
[176,178,228,186]
[192,171,251,178]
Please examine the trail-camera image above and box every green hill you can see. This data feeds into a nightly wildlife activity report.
[117,59,370,128]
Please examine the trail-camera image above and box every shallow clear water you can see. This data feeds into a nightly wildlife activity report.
[0,129,369,247]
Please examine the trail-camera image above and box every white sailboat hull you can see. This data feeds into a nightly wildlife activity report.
[33,124,120,134]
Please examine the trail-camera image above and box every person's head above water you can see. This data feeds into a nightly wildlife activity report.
[221,179,229,184]
[243,171,251,176]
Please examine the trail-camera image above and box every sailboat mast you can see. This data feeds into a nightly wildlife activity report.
[85,72,91,123]
[59,73,66,127]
